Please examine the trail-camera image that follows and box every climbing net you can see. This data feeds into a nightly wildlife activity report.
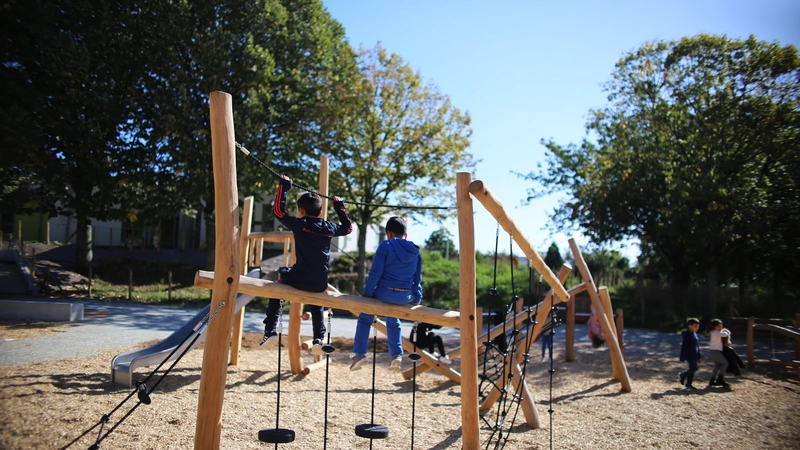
[477,225,559,449]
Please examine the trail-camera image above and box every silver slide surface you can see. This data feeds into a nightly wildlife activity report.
[110,269,264,386]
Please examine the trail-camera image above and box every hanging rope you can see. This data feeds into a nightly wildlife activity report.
[62,301,228,450]
[409,322,423,450]
[236,142,455,211]
[322,309,336,450]
[258,299,296,446]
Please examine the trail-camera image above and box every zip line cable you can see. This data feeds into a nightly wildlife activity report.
[236,142,455,211]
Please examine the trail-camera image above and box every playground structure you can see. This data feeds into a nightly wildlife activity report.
[189,91,631,449]
[745,314,800,373]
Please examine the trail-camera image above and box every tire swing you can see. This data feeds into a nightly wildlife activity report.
[355,318,390,443]
[258,299,295,446]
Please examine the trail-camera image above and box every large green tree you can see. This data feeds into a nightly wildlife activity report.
[132,0,358,268]
[2,0,357,272]
[320,44,474,292]
[522,35,800,320]
[2,0,157,273]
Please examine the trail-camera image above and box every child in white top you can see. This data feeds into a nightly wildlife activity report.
[707,318,731,388]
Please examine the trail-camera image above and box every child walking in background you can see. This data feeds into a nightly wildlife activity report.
[707,318,731,388]
[261,175,352,355]
[679,318,701,390]
[411,322,452,365]
[350,217,422,371]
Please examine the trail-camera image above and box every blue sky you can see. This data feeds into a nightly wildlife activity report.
[322,0,800,262]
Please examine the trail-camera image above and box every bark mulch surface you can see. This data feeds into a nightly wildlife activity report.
[1,327,798,449]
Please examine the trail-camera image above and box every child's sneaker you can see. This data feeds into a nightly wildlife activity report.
[311,339,323,356]
[388,355,402,371]
[349,354,367,371]
[439,355,452,365]
[260,330,277,347]
[679,372,686,385]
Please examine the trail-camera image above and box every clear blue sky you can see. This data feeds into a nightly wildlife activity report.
[322,0,800,262]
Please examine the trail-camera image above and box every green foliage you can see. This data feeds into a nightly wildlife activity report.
[2,0,358,273]
[87,259,212,306]
[543,242,564,272]
[521,34,800,318]
[319,43,475,292]
[424,227,458,259]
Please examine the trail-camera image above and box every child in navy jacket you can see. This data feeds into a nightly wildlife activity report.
[679,318,702,390]
[260,175,352,354]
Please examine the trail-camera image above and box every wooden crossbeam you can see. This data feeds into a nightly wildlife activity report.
[194,271,461,328]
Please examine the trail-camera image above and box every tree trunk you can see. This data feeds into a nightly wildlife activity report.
[75,215,93,276]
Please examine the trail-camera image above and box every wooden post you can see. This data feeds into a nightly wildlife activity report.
[599,287,617,337]
[566,291,575,362]
[230,197,255,367]
[746,316,755,368]
[194,91,240,450]
[319,154,329,220]
[46,222,50,245]
[795,313,800,360]
[568,238,631,392]
[18,220,22,242]
[457,172,479,450]
[615,308,624,354]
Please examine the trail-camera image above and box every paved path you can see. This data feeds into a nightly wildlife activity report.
[0,297,794,367]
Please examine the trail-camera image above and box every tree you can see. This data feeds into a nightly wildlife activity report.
[425,227,458,259]
[543,242,564,273]
[321,44,474,292]
[2,0,358,272]
[521,35,800,320]
[132,0,358,268]
[2,0,158,273]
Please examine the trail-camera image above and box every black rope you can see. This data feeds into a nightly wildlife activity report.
[274,300,286,450]
[236,142,455,211]
[547,290,557,450]
[323,308,334,450]
[368,321,379,450]
[410,323,420,450]
[62,302,226,450]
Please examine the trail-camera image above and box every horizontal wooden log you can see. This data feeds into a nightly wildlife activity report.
[194,271,460,328]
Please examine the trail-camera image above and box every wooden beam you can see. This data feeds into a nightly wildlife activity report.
[468,180,570,304]
[194,271,460,328]
[195,91,240,450]
[230,196,254,367]
[457,172,480,450]
[568,238,631,392]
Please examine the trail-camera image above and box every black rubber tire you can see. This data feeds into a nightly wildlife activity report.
[258,428,295,443]
[408,352,421,361]
[355,423,389,439]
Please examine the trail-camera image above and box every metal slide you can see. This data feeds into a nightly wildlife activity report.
[110,269,264,387]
